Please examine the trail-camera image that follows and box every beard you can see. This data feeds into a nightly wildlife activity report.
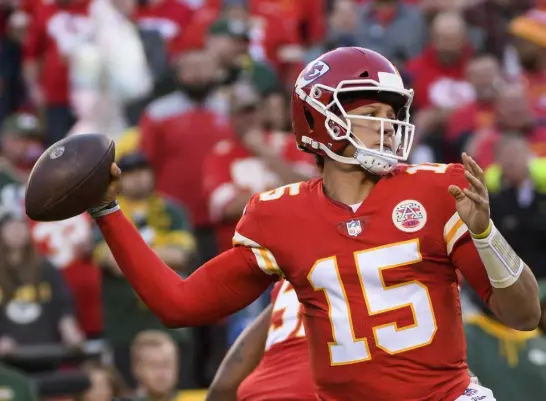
[179,82,218,103]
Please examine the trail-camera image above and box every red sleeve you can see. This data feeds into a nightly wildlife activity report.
[97,210,274,327]
[444,164,493,304]
[23,8,46,61]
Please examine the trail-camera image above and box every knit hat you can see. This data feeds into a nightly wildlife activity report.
[208,18,250,41]
[509,9,546,48]
[2,113,42,139]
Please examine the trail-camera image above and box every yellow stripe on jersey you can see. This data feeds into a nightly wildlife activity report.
[233,231,283,277]
[444,212,469,256]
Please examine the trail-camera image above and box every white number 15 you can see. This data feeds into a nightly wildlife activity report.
[308,239,438,366]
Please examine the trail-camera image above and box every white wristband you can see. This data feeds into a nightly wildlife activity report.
[88,200,120,219]
[471,222,524,288]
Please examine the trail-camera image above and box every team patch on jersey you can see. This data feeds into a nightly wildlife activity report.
[346,219,362,237]
[392,199,427,233]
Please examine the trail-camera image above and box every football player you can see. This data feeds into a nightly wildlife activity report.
[207,279,482,401]
[206,279,315,401]
[89,47,541,400]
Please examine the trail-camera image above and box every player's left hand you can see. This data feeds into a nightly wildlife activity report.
[448,153,490,235]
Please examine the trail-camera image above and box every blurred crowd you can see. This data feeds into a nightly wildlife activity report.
[0,0,545,399]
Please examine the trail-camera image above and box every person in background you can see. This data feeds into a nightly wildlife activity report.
[0,211,84,355]
[0,113,43,215]
[332,0,427,69]
[205,17,281,97]
[408,10,474,101]
[508,8,546,123]
[131,330,182,401]
[204,81,316,254]
[0,9,28,125]
[78,361,127,401]
[0,362,39,401]
[443,54,504,162]
[22,0,91,146]
[139,48,232,266]
[484,135,546,279]
[94,152,196,389]
[135,0,194,59]
[464,278,546,401]
[68,0,166,141]
[467,83,546,169]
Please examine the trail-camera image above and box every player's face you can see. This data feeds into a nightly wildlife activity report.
[134,344,178,396]
[341,102,396,158]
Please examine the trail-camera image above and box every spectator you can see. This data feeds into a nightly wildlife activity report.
[508,9,546,122]
[131,330,182,400]
[322,0,359,54]
[0,211,84,354]
[249,0,326,48]
[135,0,194,59]
[406,11,474,111]
[484,135,546,278]
[0,10,28,125]
[464,0,533,63]
[467,83,546,168]
[79,361,126,401]
[22,0,92,146]
[30,213,102,339]
[68,0,167,140]
[407,12,477,163]
[206,17,281,96]
[444,54,504,162]
[0,113,43,215]
[0,362,39,401]
[203,81,316,253]
[139,48,232,265]
[94,151,196,389]
[464,279,546,401]
[330,0,427,69]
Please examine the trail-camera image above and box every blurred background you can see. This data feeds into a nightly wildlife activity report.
[0,0,545,399]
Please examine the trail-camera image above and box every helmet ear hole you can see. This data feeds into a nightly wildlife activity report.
[304,106,315,130]
[359,71,369,78]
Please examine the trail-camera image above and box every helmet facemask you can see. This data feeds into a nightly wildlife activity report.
[297,77,415,175]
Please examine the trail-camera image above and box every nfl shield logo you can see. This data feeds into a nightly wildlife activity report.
[346,220,362,237]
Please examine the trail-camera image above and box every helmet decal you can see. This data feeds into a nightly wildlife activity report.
[296,61,331,89]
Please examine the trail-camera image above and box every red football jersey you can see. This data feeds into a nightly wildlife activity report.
[237,279,315,401]
[233,163,493,401]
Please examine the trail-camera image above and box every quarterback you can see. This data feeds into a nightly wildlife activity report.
[89,47,540,400]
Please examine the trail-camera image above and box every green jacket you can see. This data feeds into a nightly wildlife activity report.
[0,364,38,401]
[464,279,546,401]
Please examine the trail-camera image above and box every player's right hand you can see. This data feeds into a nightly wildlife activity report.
[98,163,121,207]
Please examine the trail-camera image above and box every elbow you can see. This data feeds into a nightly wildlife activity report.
[503,303,541,331]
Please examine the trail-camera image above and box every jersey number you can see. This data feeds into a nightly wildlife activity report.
[266,281,305,350]
[307,239,437,366]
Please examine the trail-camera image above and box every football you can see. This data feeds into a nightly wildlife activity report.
[25,133,115,222]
